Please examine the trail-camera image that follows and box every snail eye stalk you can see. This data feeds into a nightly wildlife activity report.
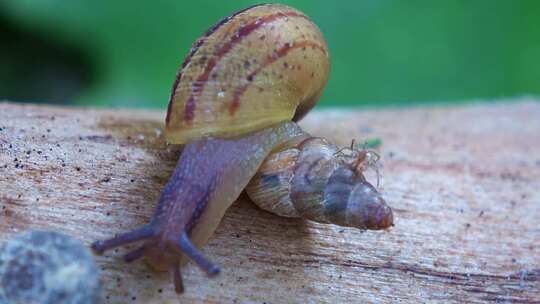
[91,225,156,254]
[176,232,220,277]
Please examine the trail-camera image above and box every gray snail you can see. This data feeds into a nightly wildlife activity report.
[92,3,393,293]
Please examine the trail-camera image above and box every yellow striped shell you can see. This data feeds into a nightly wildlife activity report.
[165,3,330,144]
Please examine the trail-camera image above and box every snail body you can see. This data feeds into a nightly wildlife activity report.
[92,3,392,294]
[93,121,306,292]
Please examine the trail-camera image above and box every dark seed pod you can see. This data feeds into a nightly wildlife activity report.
[0,230,102,304]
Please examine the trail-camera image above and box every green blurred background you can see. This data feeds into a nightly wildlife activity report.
[1,0,539,109]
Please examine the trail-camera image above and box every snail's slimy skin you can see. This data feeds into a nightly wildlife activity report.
[165,3,330,144]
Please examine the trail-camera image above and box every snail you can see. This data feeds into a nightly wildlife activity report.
[247,137,392,229]
[92,3,393,293]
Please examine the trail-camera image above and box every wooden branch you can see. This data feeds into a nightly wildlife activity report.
[1,100,539,303]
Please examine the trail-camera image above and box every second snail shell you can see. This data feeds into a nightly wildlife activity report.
[246,137,393,230]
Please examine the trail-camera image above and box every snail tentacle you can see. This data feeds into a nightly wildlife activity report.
[176,232,220,276]
[173,263,184,293]
[123,245,148,263]
[91,225,156,254]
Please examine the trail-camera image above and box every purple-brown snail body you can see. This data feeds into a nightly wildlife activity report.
[92,3,393,293]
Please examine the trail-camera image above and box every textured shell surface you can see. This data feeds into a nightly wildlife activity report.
[246,138,394,229]
[165,3,330,144]
[247,137,340,221]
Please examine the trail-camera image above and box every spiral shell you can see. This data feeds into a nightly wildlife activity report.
[246,137,393,230]
[165,3,330,144]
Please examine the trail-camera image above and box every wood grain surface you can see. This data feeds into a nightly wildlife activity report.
[0,100,539,303]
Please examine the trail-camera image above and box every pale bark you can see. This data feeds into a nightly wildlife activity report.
[1,100,539,303]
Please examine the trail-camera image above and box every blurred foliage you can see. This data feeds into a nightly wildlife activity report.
[1,0,539,108]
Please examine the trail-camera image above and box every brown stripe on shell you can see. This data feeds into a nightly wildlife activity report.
[228,40,327,115]
[182,10,310,122]
[165,3,268,124]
